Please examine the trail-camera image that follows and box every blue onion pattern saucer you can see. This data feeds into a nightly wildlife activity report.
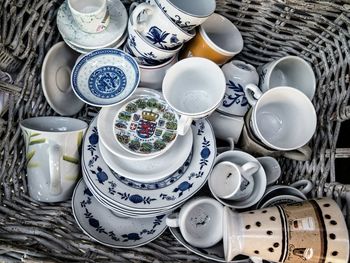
[82,116,216,211]
[72,179,167,247]
[71,49,140,107]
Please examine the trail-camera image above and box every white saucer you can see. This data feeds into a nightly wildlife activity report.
[99,122,193,183]
[72,179,167,247]
[41,42,84,116]
[57,0,127,49]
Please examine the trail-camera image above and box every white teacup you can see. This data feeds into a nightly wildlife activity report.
[147,0,216,31]
[258,55,316,100]
[166,197,224,248]
[209,161,259,201]
[68,0,110,33]
[244,85,317,151]
[20,117,87,202]
[218,60,259,116]
[256,156,281,186]
[163,57,226,135]
[130,2,195,49]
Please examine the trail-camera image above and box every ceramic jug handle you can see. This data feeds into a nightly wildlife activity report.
[240,161,259,177]
[290,179,313,195]
[49,144,62,196]
[283,145,312,161]
[166,213,180,228]
[177,115,193,136]
[244,84,262,106]
[130,3,155,32]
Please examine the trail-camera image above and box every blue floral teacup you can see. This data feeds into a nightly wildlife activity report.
[217,60,259,117]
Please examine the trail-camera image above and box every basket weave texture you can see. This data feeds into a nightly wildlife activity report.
[0,0,350,262]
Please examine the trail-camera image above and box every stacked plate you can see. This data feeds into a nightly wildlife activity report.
[73,88,216,247]
[57,0,128,54]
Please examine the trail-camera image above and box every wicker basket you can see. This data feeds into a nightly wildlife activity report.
[0,0,349,262]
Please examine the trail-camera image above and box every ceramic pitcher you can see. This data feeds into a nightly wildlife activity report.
[224,198,349,263]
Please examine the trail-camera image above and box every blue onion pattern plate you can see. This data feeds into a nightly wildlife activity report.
[71,49,140,107]
[57,0,127,49]
[72,179,167,247]
[82,116,216,211]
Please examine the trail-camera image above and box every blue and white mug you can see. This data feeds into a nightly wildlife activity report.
[217,60,259,116]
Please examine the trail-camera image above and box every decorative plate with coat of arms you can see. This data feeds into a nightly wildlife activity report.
[114,97,178,155]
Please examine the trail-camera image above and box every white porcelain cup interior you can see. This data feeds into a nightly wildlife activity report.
[167,0,216,17]
[69,0,104,13]
[166,197,223,248]
[209,161,259,201]
[163,57,226,135]
[261,56,316,100]
[256,156,281,185]
[245,85,316,151]
[200,13,243,56]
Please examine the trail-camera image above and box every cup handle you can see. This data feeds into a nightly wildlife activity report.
[282,145,312,161]
[290,179,313,195]
[129,2,139,16]
[226,137,235,151]
[130,3,155,32]
[166,213,180,228]
[244,84,262,106]
[49,144,62,196]
[177,115,193,136]
[240,161,260,177]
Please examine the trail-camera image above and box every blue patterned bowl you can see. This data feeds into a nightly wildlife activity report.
[71,48,140,107]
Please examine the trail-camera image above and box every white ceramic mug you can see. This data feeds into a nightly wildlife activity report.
[130,2,195,49]
[166,197,224,248]
[258,55,316,100]
[256,156,281,186]
[209,161,259,201]
[20,117,87,202]
[163,57,226,135]
[218,60,259,116]
[244,85,317,151]
[147,0,216,31]
[68,0,110,33]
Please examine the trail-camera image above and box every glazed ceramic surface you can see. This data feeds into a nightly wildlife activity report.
[258,56,315,100]
[83,116,216,211]
[20,117,87,202]
[99,126,193,183]
[126,20,182,66]
[72,179,167,247]
[147,0,215,31]
[114,97,178,156]
[218,60,259,116]
[130,2,195,49]
[41,42,84,116]
[68,0,110,33]
[71,48,140,107]
[57,0,127,49]
[256,157,281,186]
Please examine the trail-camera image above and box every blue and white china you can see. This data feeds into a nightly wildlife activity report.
[20,117,87,202]
[71,48,140,107]
[147,0,215,31]
[217,60,259,116]
[83,115,216,211]
[72,179,167,247]
[99,125,193,183]
[130,2,195,50]
[126,20,182,66]
[57,0,127,50]
[41,42,84,116]
[209,150,267,209]
[114,96,179,157]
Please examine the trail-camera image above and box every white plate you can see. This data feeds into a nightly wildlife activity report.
[41,42,84,116]
[72,179,167,248]
[99,126,193,183]
[83,116,216,211]
[57,0,127,49]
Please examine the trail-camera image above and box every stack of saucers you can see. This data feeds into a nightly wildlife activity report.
[72,88,216,247]
[56,0,128,54]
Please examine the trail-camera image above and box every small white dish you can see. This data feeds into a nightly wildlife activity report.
[41,42,84,116]
[100,126,192,182]
[57,0,127,50]
[72,179,167,247]
[71,48,140,107]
